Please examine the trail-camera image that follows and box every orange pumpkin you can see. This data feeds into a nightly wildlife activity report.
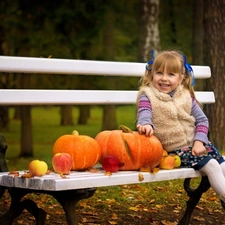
[52,131,101,170]
[95,125,163,171]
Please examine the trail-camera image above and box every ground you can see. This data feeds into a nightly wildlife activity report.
[0,186,225,225]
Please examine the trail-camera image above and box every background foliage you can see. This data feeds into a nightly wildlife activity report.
[1,0,224,153]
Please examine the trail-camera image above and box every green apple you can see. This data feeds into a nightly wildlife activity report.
[172,155,181,168]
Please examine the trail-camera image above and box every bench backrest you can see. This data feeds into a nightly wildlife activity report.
[0,56,214,105]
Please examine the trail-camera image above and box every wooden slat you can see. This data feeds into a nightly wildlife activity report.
[0,56,211,78]
[0,89,215,105]
[0,169,201,191]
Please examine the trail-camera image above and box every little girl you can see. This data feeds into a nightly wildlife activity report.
[136,50,225,202]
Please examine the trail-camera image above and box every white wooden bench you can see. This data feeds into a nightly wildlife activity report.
[0,56,218,225]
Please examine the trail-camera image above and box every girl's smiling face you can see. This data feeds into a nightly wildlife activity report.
[150,52,185,94]
[152,68,184,94]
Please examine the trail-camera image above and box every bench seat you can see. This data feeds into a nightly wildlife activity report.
[0,168,201,191]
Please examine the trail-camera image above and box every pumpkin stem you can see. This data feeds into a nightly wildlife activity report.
[119,162,125,167]
[72,130,79,136]
[119,125,133,133]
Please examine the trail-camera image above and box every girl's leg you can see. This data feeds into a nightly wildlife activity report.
[199,159,225,201]
[220,162,225,177]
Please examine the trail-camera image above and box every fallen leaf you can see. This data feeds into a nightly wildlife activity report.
[193,216,205,221]
[155,204,165,209]
[79,202,87,207]
[46,169,51,174]
[81,217,88,222]
[138,173,144,181]
[86,168,101,173]
[129,206,139,212]
[111,213,118,220]
[59,173,68,179]
[208,196,217,201]
[150,199,156,204]
[173,210,180,213]
[8,171,19,177]
[106,199,116,204]
[108,221,117,225]
[196,205,204,210]
[140,167,151,172]
[133,215,142,219]
[156,186,164,190]
[151,167,160,173]
[21,173,33,178]
[105,171,112,176]
[161,220,177,225]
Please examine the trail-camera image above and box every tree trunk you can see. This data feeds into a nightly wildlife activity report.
[0,106,8,131]
[102,7,117,130]
[60,106,73,126]
[203,0,225,149]
[192,0,204,65]
[78,106,90,125]
[77,76,91,125]
[20,74,33,157]
[192,0,204,91]
[20,105,33,157]
[0,80,9,130]
[137,0,160,62]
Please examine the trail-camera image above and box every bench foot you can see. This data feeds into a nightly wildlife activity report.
[0,186,96,225]
[178,176,210,225]
[0,187,46,225]
[50,188,96,225]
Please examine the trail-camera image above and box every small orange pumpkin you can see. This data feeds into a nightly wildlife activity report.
[95,125,163,170]
[52,131,101,170]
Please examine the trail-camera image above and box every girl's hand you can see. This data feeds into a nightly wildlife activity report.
[137,124,153,137]
[192,140,207,156]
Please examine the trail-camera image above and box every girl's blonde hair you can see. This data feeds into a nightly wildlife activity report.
[139,50,197,100]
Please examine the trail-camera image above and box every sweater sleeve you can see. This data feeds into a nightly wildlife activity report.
[137,94,154,127]
[191,98,209,144]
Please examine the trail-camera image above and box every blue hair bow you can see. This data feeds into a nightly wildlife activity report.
[145,50,155,71]
[183,55,195,86]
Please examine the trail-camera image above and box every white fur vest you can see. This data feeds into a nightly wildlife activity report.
[138,84,195,151]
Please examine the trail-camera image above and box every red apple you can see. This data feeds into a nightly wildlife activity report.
[29,159,48,177]
[52,153,73,175]
[159,155,175,170]
[102,155,124,172]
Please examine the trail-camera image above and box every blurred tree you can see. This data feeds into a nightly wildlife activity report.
[0,82,9,131]
[192,0,204,65]
[204,0,225,150]
[159,0,193,58]
[192,0,204,91]
[137,0,160,62]
[0,0,9,130]
[0,0,197,154]
[101,5,117,130]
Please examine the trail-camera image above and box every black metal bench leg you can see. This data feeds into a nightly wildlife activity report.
[178,176,210,225]
[0,188,46,225]
[51,188,96,225]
